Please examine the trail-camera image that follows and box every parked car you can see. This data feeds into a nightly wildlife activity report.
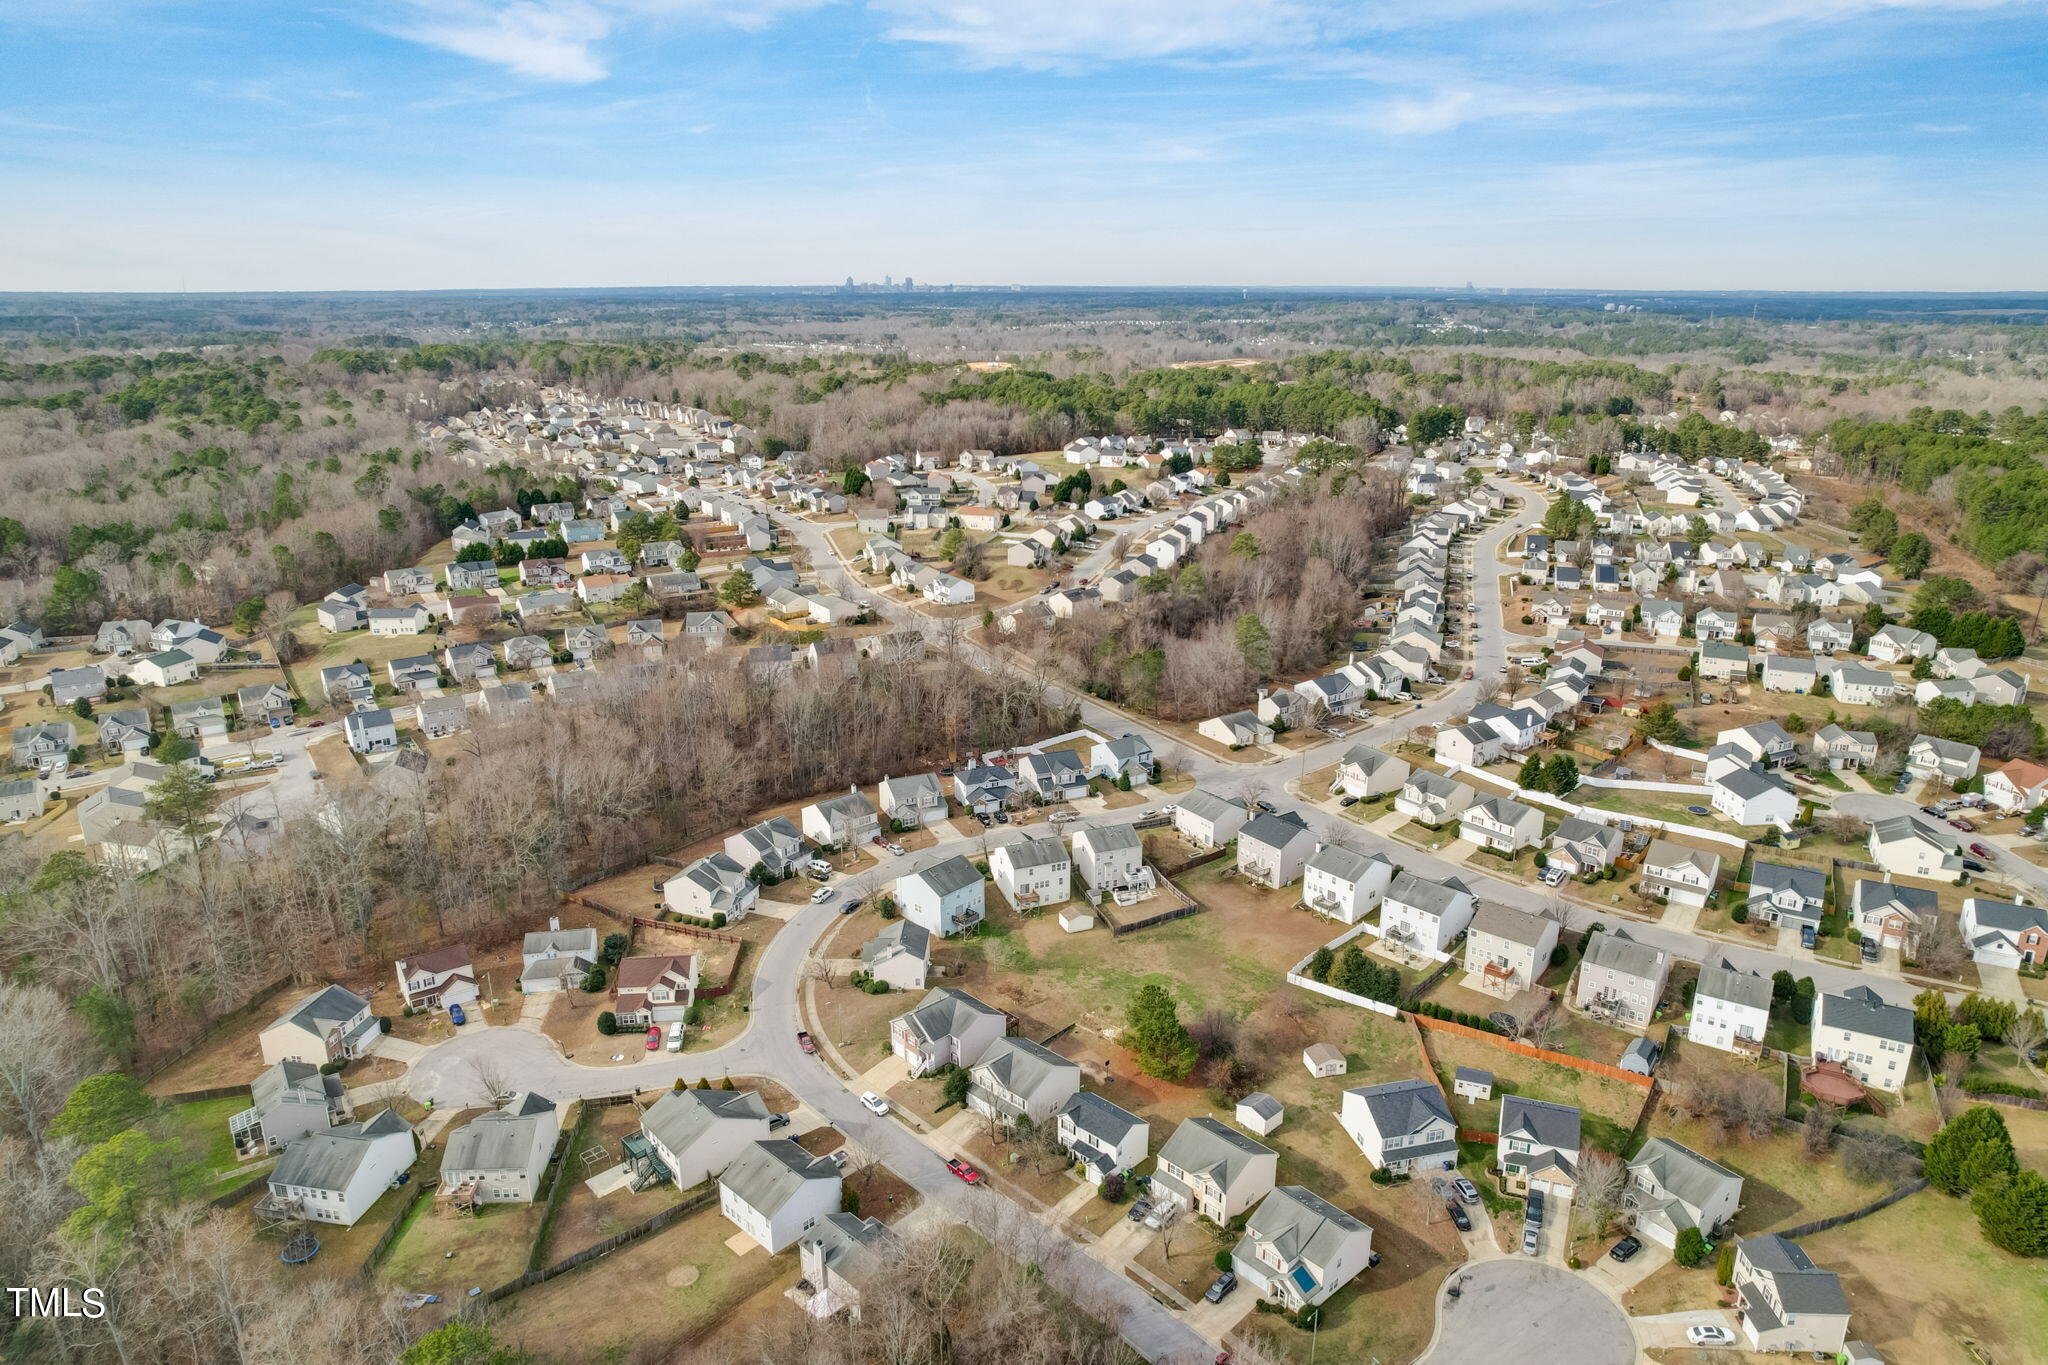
[1949,818,1976,832]
[1686,1326,1736,1347]
[666,1022,683,1052]
[1540,866,1566,887]
[1338,795,1359,807]
[1963,858,1988,873]
[839,897,862,914]
[860,1091,891,1116]
[1126,1198,1153,1223]
[829,1149,847,1168]
[1920,805,1945,817]
[1447,1202,1471,1232]
[448,1003,466,1026]
[645,1026,662,1051]
[1253,799,1277,815]
[1861,937,1881,961]
[796,1030,816,1054]
[810,887,835,904]
[883,840,906,855]
[767,1111,791,1130]
[1203,1273,1237,1304]
[1609,1236,1642,1263]
[1452,1177,1480,1206]
[1800,924,1818,950]
[1521,1223,1541,1255]
[993,812,1009,825]
[945,1157,982,1184]
[1971,842,1995,859]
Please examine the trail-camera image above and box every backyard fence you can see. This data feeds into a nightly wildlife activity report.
[208,1173,269,1210]
[1152,845,1229,878]
[1286,970,1402,1018]
[482,1188,720,1305]
[1111,903,1205,937]
[630,913,742,944]
[1778,1178,1928,1240]
[1410,1013,1654,1088]
[358,1180,433,1279]
[1958,1089,2048,1111]
[161,1083,257,1105]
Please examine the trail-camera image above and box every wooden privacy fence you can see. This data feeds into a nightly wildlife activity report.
[1779,1179,1928,1240]
[631,914,742,945]
[481,1188,719,1305]
[162,1083,256,1105]
[1959,1089,2048,1111]
[208,1173,269,1210]
[1410,1013,1654,1089]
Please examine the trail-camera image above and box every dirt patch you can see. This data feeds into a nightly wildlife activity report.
[665,1263,701,1289]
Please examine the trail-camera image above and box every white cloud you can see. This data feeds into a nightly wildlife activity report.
[868,0,1335,68]
[386,0,828,82]
[1698,0,2034,29]
[1357,85,1680,136]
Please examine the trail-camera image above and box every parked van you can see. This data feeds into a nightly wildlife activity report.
[666,1022,684,1052]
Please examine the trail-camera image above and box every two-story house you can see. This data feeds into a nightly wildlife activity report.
[896,855,986,937]
[723,816,809,879]
[440,1094,560,1205]
[393,945,478,1014]
[664,851,760,924]
[1574,928,1670,1030]
[1546,816,1622,877]
[801,789,881,849]
[1056,1092,1149,1185]
[518,922,598,994]
[228,1059,348,1158]
[890,988,1006,1078]
[1173,789,1249,848]
[876,772,949,828]
[258,984,377,1067]
[1690,958,1772,1055]
[718,1139,843,1253]
[1237,811,1317,889]
[1230,1186,1374,1312]
[1396,771,1476,825]
[1462,902,1559,998]
[1300,844,1395,925]
[1625,1137,1743,1251]
[989,837,1072,909]
[1812,985,1916,1093]
[795,1213,893,1322]
[639,1087,774,1189]
[612,954,698,1029]
[860,921,932,992]
[967,1037,1082,1126]
[1745,861,1827,933]
[1150,1117,1277,1225]
[1732,1234,1852,1356]
[1338,1078,1457,1175]
[1959,897,2048,967]
[1071,823,1149,894]
[1380,871,1477,957]
[1639,839,1721,909]
[265,1110,415,1227]
[1497,1097,1580,1198]
[1851,881,1938,953]
[1459,794,1544,853]
[1331,744,1410,800]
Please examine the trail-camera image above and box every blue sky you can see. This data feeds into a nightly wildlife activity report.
[3,0,2044,291]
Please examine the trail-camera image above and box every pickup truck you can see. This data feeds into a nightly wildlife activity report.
[796,1030,816,1055]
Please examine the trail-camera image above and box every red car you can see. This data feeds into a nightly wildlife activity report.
[1950,818,1976,832]
[1971,842,1995,859]
[796,1030,816,1055]
[644,1026,662,1051]
[945,1157,983,1184]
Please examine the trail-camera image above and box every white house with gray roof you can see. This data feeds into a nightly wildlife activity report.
[639,1088,774,1191]
[519,922,598,994]
[1907,733,1981,784]
[230,1059,348,1158]
[1173,789,1248,848]
[258,984,377,1067]
[876,772,949,828]
[1812,985,1915,1092]
[441,1093,560,1204]
[1462,902,1558,997]
[1380,870,1476,957]
[796,1213,894,1322]
[1867,815,1962,880]
[266,1109,415,1226]
[1231,1186,1374,1312]
[1151,1117,1277,1224]
[1396,771,1477,825]
[1459,794,1544,853]
[953,764,1017,814]
[1690,958,1772,1055]
[664,851,759,923]
[1546,816,1622,876]
[717,1138,842,1253]
[1745,861,1827,929]
[1339,1079,1457,1175]
[895,854,986,937]
[860,920,932,992]
[989,836,1070,909]
[1626,1138,1742,1250]
[1301,844,1394,925]
[723,816,808,878]
[801,788,880,848]
[1960,896,2048,967]
[890,988,1006,1077]
[1498,1097,1581,1198]
[1071,822,1147,893]
[1090,734,1155,785]
[1639,839,1721,909]
[1057,1092,1148,1184]
[1331,744,1410,800]
[1237,811,1316,889]
[1574,928,1670,1029]
[1733,1234,1852,1355]
[967,1037,1081,1126]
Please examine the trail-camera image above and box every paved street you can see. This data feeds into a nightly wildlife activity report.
[1419,1260,1635,1365]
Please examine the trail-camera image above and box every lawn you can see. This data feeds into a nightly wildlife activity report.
[1798,1189,2048,1365]
[377,1195,543,1305]
[540,1101,689,1262]
[1578,786,1746,837]
[157,1095,265,1194]
[1637,1114,1886,1236]
[1419,1026,1646,1152]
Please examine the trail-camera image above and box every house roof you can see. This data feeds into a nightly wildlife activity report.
[1305,843,1387,885]
[1177,789,1248,822]
[270,984,372,1040]
[1060,1091,1146,1147]
[861,920,931,972]
[1346,1078,1453,1141]
[1644,839,1721,882]
[999,836,1069,871]
[798,1212,892,1282]
[1580,927,1668,981]
[906,854,982,898]
[1739,1234,1850,1316]
[894,988,1003,1048]
[1241,811,1312,849]
[720,1138,840,1217]
[1749,861,1825,903]
[1468,901,1553,948]
[270,1109,411,1194]
[398,944,471,977]
[1074,822,1141,854]
[1500,1096,1581,1151]
[1157,1116,1274,1192]
[1550,816,1621,854]
[642,1087,771,1159]
[1453,1066,1492,1087]
[1386,869,1473,919]
[250,1059,342,1113]
[973,1037,1079,1106]
[1818,985,1914,1046]
[1697,957,1773,1012]
[1237,1185,1369,1273]
[444,1093,559,1177]
[1629,1137,1741,1234]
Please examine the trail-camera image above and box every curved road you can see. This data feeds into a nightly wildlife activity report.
[1421,1261,1635,1365]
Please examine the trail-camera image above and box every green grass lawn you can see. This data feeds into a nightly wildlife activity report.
[156,1096,260,1191]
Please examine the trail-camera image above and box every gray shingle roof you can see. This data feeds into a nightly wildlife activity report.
[271,984,371,1041]
[1240,810,1311,849]
[1346,1078,1452,1141]
[444,1093,558,1178]
[1749,861,1826,904]
[642,1088,771,1160]
[1235,1185,1369,1275]
[1386,869,1473,919]
[1696,957,1772,1012]
[1468,901,1552,947]
[894,988,1002,1048]
[1818,985,1914,1046]
[1157,1116,1275,1190]
[1740,1233,1850,1316]
[1500,1096,1580,1151]
[861,920,931,972]
[1000,836,1069,870]
[270,1108,412,1194]
[1059,1091,1146,1147]
[719,1138,839,1217]
[908,854,982,898]
[973,1037,1079,1107]
[1581,927,1667,981]
[1178,789,1248,822]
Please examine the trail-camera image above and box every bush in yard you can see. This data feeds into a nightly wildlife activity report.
[711,913,726,928]
[596,1012,617,1036]
[1125,982,1198,1081]
[601,932,629,965]
[878,896,897,920]
[841,1187,861,1216]
[1715,1240,1736,1286]
[1370,1166,1394,1186]
[581,966,607,992]
[1214,1249,1233,1271]
[1731,903,1749,925]
[1973,1169,2048,1256]
[1292,1305,1321,1332]
[1925,1106,2018,1197]
[1101,1172,1125,1202]
[685,1001,705,1025]
[941,1067,971,1109]
[378,1016,392,1034]
[1673,1227,1709,1267]
[1306,946,1335,982]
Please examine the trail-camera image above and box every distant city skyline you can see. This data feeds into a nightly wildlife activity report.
[3,0,2045,292]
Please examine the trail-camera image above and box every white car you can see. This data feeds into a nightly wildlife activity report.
[809,887,835,904]
[1685,1325,1735,1347]
[860,1091,891,1116]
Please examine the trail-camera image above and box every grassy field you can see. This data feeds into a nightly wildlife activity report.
[1798,1189,2048,1365]
[1420,1025,1646,1152]
[378,1195,543,1303]
[157,1095,265,1194]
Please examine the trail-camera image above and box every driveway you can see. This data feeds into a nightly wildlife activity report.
[1420,1260,1635,1365]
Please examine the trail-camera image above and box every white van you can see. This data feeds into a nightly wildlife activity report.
[665,1022,684,1052]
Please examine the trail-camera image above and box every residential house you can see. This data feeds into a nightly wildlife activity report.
[367,605,429,637]
[589,940,698,1028]
[664,851,759,924]
[1173,788,1249,848]
[1380,871,1477,957]
[1574,928,1671,1029]
[1812,986,1916,1092]
[989,837,1072,909]
[1806,618,1855,656]
[0,778,49,825]
[1690,958,1772,1055]
[1986,757,2048,812]
[130,649,197,688]
[889,988,1006,1078]
[387,653,440,693]
[1057,1093,1149,1184]
[381,567,433,596]
[1015,749,1090,802]
[1396,771,1477,826]
[876,772,948,828]
[519,922,598,994]
[896,855,985,937]
[1546,816,1622,876]
[1960,897,2048,967]
[1719,721,1797,768]
[443,560,501,593]
[393,945,477,1013]
[1433,721,1505,768]
[1907,734,1981,785]
[1761,655,1818,694]
[1497,1097,1581,1198]
[1732,1234,1852,1356]
[342,708,398,755]
[258,984,377,1068]
[1868,624,1938,665]
[723,816,808,878]
[1331,745,1410,800]
[1071,823,1147,894]
[229,1060,347,1157]
[967,1037,1081,1125]
[718,1139,842,1253]
[46,665,108,707]
[1150,1117,1278,1224]
[1851,881,1938,952]
[1639,839,1721,909]
[265,1110,415,1227]
[1463,902,1559,998]
[1339,1079,1458,1175]
[953,764,1017,815]
[1827,662,1897,707]
[1711,764,1800,830]
[1230,1187,1374,1312]
[795,1213,894,1322]
[1459,795,1543,853]
[1812,724,1877,771]
[440,1094,560,1205]
[639,1088,773,1190]
[1198,711,1273,749]
[235,681,296,726]
[1301,844,1394,925]
[95,707,154,756]
[1867,815,1962,880]
[1626,1138,1742,1250]
[1698,640,1749,682]
[802,789,880,848]
[10,721,75,773]
[1972,668,2028,706]
[1090,734,1155,786]
[1237,811,1317,889]
[860,921,932,993]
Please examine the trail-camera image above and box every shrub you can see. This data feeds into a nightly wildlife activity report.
[1292,1305,1321,1332]
[378,1016,392,1034]
[841,1187,862,1216]
[685,1001,705,1025]
[581,966,607,992]
[878,896,898,920]
[596,1012,618,1036]
[1566,1256,1582,1269]
[1731,903,1749,925]
[402,1005,416,1018]
[1214,1249,1233,1271]
[1715,1241,1736,1286]
[711,913,727,929]
[1369,1166,1394,1186]
[1674,1227,1709,1267]
[1101,1172,1126,1202]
